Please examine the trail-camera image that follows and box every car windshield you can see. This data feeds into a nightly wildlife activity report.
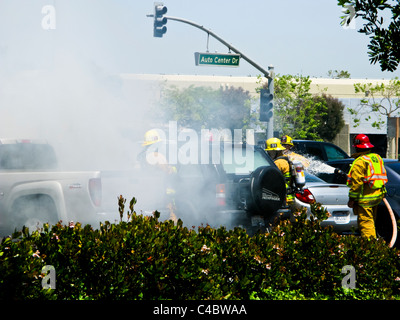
[220,146,273,174]
[325,144,349,160]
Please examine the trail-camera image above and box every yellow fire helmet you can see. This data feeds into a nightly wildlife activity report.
[142,129,162,146]
[281,135,294,147]
[265,138,285,151]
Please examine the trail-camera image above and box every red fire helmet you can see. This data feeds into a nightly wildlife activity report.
[353,134,374,149]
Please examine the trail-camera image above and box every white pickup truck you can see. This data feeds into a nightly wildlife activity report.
[0,139,103,236]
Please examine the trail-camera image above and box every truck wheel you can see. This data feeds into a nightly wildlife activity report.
[11,195,58,233]
[249,166,286,217]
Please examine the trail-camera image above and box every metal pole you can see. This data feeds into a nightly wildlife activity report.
[153,15,271,79]
[396,117,399,160]
[267,65,274,138]
[147,12,274,136]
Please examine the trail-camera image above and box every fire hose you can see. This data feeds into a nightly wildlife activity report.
[383,198,397,248]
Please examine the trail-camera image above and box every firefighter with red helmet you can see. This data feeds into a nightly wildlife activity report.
[347,134,388,238]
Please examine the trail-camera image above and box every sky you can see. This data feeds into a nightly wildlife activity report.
[0,0,398,79]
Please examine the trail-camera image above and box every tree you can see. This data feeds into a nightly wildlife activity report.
[338,0,400,72]
[312,94,346,142]
[157,85,220,131]
[271,74,345,141]
[349,78,400,129]
[327,70,351,79]
[272,74,315,139]
[349,78,400,158]
[212,86,254,132]
[157,84,258,133]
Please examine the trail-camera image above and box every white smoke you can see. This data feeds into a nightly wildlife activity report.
[0,2,257,231]
[305,157,336,175]
[0,56,140,171]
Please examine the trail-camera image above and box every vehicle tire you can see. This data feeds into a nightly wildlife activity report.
[248,166,286,217]
[11,195,58,233]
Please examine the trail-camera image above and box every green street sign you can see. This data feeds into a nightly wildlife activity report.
[194,52,240,67]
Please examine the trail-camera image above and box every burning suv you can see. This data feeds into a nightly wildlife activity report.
[169,142,288,234]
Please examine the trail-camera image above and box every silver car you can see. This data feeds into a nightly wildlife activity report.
[292,172,357,234]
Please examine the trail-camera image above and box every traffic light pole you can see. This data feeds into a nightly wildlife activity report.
[147,14,272,79]
[267,67,274,138]
[147,12,275,137]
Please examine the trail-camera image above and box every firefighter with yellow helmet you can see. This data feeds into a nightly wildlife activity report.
[281,135,310,168]
[265,138,295,204]
[138,129,178,222]
[140,129,169,171]
[347,134,388,238]
[143,129,162,146]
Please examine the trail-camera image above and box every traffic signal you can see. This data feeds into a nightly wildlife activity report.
[154,3,168,37]
[260,89,273,122]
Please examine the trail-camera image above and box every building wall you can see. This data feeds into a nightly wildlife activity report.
[121,73,391,100]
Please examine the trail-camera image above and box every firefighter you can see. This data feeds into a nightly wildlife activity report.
[139,129,169,171]
[281,135,310,168]
[265,138,295,204]
[347,134,388,239]
[138,129,178,222]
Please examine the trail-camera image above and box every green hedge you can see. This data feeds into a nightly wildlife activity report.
[1,197,400,300]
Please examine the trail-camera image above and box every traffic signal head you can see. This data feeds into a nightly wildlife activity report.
[154,3,167,37]
[260,89,273,122]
